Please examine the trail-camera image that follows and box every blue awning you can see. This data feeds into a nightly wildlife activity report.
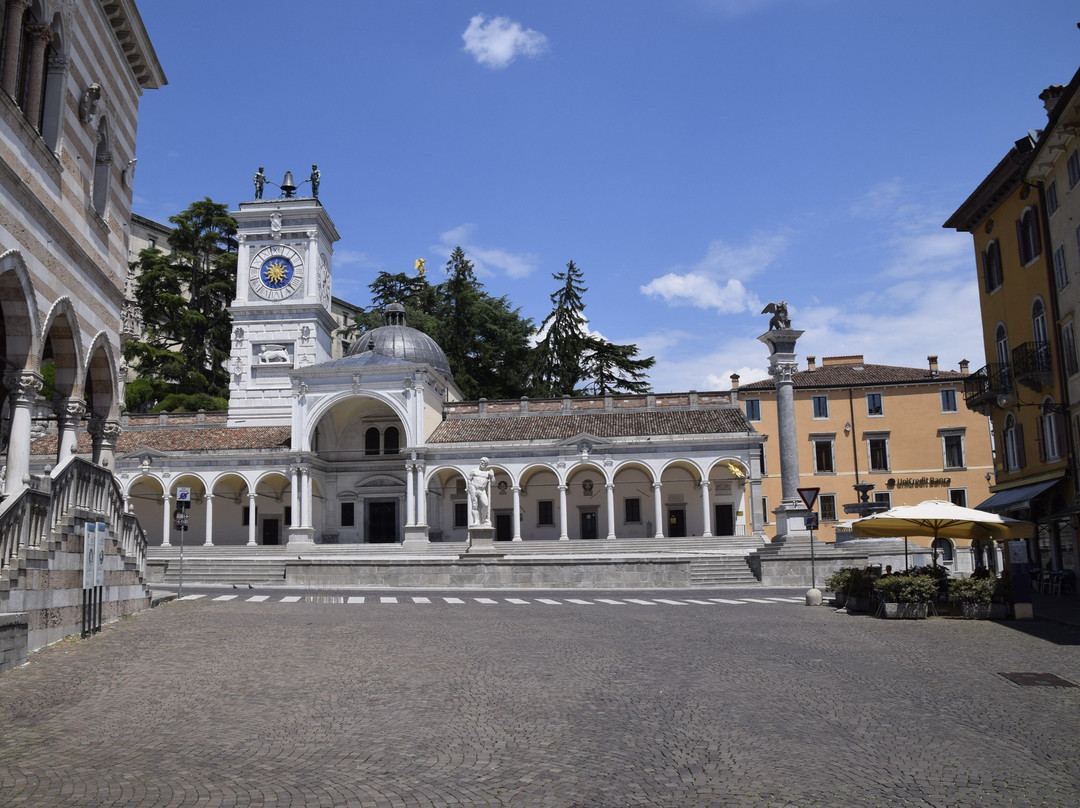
[976,479,1058,513]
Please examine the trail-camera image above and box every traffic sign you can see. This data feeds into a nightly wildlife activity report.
[177,487,191,502]
[797,487,820,510]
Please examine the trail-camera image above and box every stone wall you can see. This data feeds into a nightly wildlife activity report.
[1,518,151,654]
[284,556,693,589]
[0,612,28,674]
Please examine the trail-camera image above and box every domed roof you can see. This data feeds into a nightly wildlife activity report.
[345,304,452,376]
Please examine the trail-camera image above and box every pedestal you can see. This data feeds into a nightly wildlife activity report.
[286,528,316,552]
[402,525,430,552]
[466,525,496,554]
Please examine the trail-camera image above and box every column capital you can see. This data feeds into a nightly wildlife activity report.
[769,359,800,384]
[4,371,43,406]
[26,21,54,46]
[55,398,87,428]
[652,481,662,490]
[248,491,258,501]
[89,418,122,443]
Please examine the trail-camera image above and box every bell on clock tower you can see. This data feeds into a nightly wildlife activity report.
[227,183,341,427]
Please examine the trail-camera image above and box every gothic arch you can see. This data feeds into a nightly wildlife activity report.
[0,249,43,372]
[40,296,83,401]
[83,332,118,419]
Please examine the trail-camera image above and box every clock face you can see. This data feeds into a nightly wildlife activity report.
[249,245,304,300]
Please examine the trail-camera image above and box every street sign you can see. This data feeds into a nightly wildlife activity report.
[797,487,820,510]
[804,513,819,530]
[176,487,191,502]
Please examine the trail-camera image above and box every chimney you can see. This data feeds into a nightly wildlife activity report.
[928,355,938,376]
[729,373,740,391]
[959,359,970,374]
[806,356,816,371]
[1040,85,1065,117]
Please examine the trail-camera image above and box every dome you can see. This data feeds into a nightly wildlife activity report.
[345,304,452,377]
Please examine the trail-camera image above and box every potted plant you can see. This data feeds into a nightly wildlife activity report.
[826,567,876,612]
[949,576,1008,619]
[874,573,938,619]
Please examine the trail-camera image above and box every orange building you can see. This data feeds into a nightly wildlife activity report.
[737,355,994,549]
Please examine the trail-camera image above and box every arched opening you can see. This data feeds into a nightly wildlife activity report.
[659,461,703,538]
[707,459,750,538]
[519,465,561,541]
[566,464,606,540]
[252,472,291,546]
[611,462,656,539]
[208,473,252,547]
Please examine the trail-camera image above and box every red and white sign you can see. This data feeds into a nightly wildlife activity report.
[797,487,820,510]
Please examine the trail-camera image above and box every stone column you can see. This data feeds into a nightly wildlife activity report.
[90,419,121,469]
[758,329,805,506]
[416,463,427,526]
[55,398,85,465]
[558,484,569,540]
[301,468,313,529]
[290,466,300,528]
[22,22,53,128]
[1,1,30,97]
[161,493,172,547]
[511,485,522,541]
[605,483,616,539]
[3,371,42,496]
[700,481,713,538]
[405,461,416,526]
[203,494,214,546]
[247,492,258,545]
[652,482,664,538]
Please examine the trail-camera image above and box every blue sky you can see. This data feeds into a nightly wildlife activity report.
[131,1,1080,393]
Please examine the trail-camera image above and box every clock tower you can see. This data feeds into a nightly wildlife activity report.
[227,191,340,426]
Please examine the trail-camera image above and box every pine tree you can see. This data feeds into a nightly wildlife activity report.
[582,337,656,395]
[124,198,237,412]
[531,260,590,397]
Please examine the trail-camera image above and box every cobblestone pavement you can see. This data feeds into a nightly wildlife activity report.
[1,589,1078,808]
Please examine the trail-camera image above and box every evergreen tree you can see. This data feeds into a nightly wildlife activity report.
[124,198,237,412]
[530,260,590,397]
[581,336,656,395]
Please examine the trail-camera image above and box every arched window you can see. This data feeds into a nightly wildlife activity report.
[1003,414,1025,471]
[932,537,954,564]
[995,324,1010,370]
[982,240,1003,293]
[364,427,380,455]
[383,426,399,454]
[1040,397,1065,461]
[1032,298,1048,346]
[1017,207,1042,265]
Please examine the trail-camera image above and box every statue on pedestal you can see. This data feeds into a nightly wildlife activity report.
[761,301,791,331]
[253,166,266,199]
[467,458,495,527]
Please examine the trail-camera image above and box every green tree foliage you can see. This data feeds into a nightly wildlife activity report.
[582,337,656,395]
[530,260,590,397]
[124,198,236,412]
[531,261,655,397]
[345,249,534,401]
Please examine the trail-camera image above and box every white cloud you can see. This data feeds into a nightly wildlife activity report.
[640,233,785,314]
[462,14,548,69]
[436,223,538,279]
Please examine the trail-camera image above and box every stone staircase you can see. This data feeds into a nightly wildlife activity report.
[689,556,760,587]
[157,556,287,586]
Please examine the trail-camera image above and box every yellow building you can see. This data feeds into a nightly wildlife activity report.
[945,90,1078,577]
[737,355,994,549]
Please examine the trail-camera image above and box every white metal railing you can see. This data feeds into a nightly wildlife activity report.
[0,458,147,575]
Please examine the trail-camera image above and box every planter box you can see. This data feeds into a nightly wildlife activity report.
[880,602,928,619]
[960,602,1009,620]
[845,596,873,613]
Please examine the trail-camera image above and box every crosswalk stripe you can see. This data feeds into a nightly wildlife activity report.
[624,598,656,605]
[212,595,238,601]
[347,596,365,604]
[536,598,562,605]
[768,597,806,602]
[412,597,431,604]
[565,598,594,605]
[246,595,269,602]
[654,599,687,605]
[444,597,464,604]
[380,597,398,604]
[179,594,205,600]
[505,598,530,604]
[709,598,746,604]
[595,599,625,605]
[280,596,301,603]
[742,598,778,604]
[685,599,717,605]
[474,598,498,604]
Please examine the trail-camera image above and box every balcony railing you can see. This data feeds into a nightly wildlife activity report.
[1011,341,1052,391]
[963,363,1012,415]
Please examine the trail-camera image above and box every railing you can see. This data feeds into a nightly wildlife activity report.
[1011,341,1052,390]
[962,363,1011,415]
[0,457,147,575]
